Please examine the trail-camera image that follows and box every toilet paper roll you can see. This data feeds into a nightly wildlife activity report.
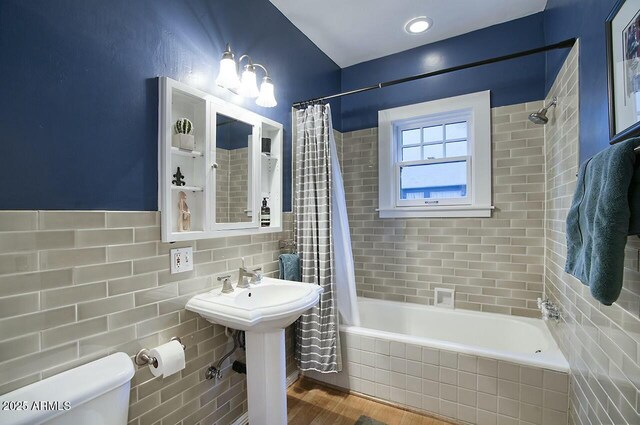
[149,340,185,378]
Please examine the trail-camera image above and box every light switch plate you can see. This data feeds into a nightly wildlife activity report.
[170,247,193,274]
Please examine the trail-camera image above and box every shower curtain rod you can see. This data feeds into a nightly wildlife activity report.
[292,38,577,108]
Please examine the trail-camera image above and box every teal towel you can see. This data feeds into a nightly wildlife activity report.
[279,253,301,282]
[565,137,640,305]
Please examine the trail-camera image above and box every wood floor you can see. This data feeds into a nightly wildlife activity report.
[286,378,453,425]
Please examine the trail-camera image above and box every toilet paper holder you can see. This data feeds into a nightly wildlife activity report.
[135,337,185,368]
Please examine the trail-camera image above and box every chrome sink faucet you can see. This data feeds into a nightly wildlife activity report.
[238,257,263,288]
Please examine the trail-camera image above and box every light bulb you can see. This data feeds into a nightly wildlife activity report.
[216,46,239,89]
[238,66,260,98]
[256,77,277,107]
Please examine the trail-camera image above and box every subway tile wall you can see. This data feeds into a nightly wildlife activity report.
[544,43,640,425]
[0,211,295,425]
[306,332,569,425]
[215,148,249,224]
[335,101,547,317]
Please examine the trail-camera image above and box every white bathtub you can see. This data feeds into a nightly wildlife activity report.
[306,297,571,424]
[346,297,568,373]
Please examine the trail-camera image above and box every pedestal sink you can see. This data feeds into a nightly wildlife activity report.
[186,277,322,425]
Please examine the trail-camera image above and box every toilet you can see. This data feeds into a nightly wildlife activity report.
[0,352,134,425]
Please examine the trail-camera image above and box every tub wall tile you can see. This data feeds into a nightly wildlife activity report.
[545,42,640,425]
[479,358,499,377]
[337,100,546,317]
[308,335,569,425]
[0,212,295,425]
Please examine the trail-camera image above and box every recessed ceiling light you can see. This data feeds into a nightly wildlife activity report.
[405,17,432,34]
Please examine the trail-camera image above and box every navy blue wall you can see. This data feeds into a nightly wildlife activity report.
[544,0,618,163]
[0,0,340,211]
[340,14,547,132]
[216,120,251,150]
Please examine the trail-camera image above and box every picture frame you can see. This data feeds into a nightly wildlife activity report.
[606,0,640,144]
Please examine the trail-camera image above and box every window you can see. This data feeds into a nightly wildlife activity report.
[378,91,492,218]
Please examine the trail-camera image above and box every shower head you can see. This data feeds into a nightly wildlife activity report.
[528,97,558,125]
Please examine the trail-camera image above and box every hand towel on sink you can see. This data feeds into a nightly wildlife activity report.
[279,253,301,282]
[565,137,640,305]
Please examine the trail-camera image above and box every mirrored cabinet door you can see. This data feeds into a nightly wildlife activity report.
[211,110,260,230]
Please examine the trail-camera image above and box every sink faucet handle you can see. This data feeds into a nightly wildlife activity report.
[217,275,234,294]
[241,257,246,268]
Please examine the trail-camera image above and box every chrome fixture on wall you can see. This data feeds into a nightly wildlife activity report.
[529,97,558,125]
[215,44,277,107]
[135,336,185,367]
[537,297,561,322]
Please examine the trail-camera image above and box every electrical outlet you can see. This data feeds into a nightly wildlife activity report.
[170,247,193,274]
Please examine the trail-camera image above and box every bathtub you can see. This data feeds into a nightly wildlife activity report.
[305,297,570,425]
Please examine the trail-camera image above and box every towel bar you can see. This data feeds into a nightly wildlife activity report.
[279,239,296,249]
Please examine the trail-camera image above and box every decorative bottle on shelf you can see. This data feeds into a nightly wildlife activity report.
[260,198,271,227]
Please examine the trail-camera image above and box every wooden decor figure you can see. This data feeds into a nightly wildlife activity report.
[178,191,191,232]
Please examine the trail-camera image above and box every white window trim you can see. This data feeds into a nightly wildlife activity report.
[378,90,493,218]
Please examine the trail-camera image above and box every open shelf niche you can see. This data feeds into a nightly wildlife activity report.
[260,122,283,230]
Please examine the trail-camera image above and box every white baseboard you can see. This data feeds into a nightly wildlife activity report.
[229,370,299,425]
[230,412,248,425]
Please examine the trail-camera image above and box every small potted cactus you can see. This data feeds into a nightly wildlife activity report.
[172,118,195,151]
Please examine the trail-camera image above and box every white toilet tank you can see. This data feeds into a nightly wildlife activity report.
[0,352,134,425]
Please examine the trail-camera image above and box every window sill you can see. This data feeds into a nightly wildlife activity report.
[377,205,494,218]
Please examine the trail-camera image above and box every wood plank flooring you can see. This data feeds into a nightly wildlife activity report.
[286,378,454,425]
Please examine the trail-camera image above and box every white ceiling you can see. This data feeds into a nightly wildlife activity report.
[269,0,548,68]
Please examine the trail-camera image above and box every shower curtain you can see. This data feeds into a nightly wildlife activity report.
[294,103,359,373]
[329,120,360,328]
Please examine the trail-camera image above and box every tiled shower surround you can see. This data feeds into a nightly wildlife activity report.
[316,41,640,425]
[335,101,547,318]
[544,44,640,425]
[308,333,570,425]
[0,211,296,424]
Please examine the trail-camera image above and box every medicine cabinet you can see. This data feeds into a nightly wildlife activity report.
[158,77,283,242]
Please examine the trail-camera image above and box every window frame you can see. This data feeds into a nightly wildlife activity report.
[378,90,493,218]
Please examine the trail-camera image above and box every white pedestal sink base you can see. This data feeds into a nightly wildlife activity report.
[185,279,323,424]
[245,329,287,425]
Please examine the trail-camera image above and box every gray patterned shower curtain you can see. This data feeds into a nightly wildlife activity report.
[294,104,341,373]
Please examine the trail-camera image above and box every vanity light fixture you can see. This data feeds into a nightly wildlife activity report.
[215,44,277,107]
[215,44,240,89]
[404,16,433,34]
